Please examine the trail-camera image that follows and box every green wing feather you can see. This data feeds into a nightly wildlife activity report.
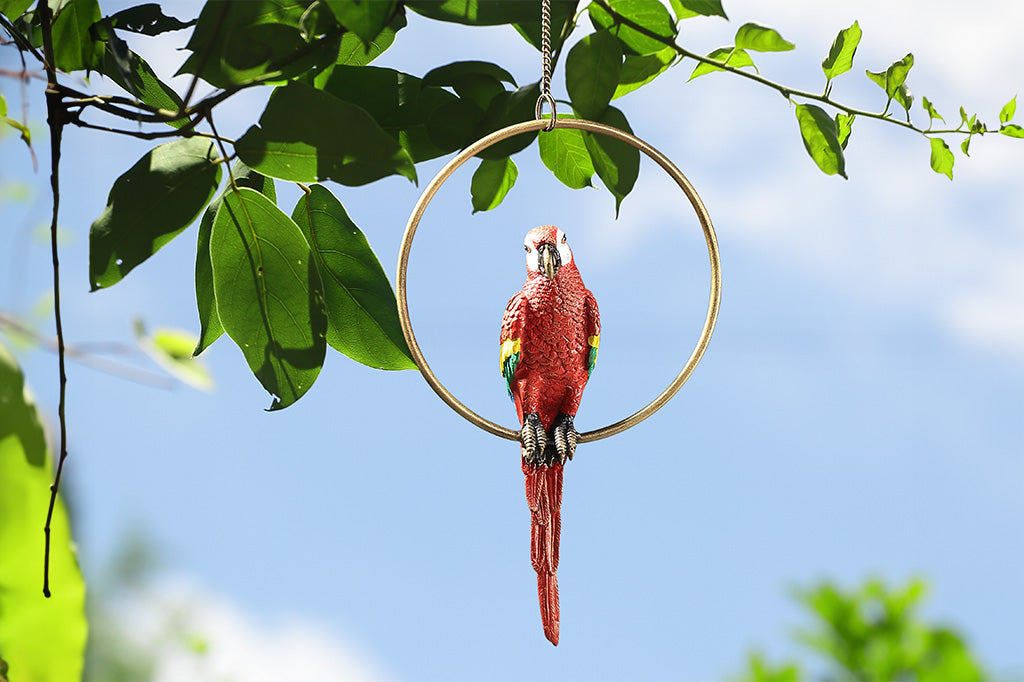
[500,338,520,398]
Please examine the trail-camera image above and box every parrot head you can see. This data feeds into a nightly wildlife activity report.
[524,225,573,280]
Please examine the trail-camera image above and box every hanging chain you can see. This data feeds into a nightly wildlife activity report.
[534,0,557,131]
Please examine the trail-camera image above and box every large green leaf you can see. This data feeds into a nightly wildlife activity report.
[194,162,276,356]
[929,137,953,180]
[1000,123,1024,138]
[795,104,847,178]
[0,342,87,682]
[539,118,595,190]
[688,46,756,80]
[583,106,639,215]
[236,82,416,185]
[323,65,458,162]
[734,22,794,52]
[405,0,538,25]
[614,46,675,99]
[90,137,222,291]
[669,0,727,20]
[176,1,340,88]
[50,0,104,72]
[99,42,187,127]
[821,21,861,84]
[328,7,405,73]
[210,188,327,410]
[589,0,677,55]
[324,0,396,43]
[423,60,516,88]
[0,0,33,21]
[471,157,518,213]
[291,185,415,370]
[565,30,623,120]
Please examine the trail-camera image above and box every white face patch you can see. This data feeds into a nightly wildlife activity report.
[555,228,573,267]
[524,235,540,272]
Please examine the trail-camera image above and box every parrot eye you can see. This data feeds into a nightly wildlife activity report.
[525,245,532,253]
[561,235,567,244]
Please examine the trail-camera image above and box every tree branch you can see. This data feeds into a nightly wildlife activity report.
[590,0,978,139]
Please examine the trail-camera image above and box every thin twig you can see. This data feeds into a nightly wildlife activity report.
[0,314,176,389]
[69,118,229,142]
[37,0,66,599]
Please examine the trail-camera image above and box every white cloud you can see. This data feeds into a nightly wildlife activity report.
[108,577,395,682]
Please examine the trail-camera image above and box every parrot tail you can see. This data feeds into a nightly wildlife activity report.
[523,459,563,646]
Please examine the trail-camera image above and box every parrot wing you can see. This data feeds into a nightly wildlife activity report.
[584,288,600,376]
[500,291,526,398]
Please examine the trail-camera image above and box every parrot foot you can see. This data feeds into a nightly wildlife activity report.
[553,413,578,463]
[521,413,548,465]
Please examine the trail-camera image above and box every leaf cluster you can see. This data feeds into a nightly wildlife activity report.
[736,579,989,682]
[2,0,1019,408]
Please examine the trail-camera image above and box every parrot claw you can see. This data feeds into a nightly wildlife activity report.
[521,413,548,465]
[553,413,578,463]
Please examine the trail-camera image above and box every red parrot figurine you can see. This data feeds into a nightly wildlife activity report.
[499,225,600,646]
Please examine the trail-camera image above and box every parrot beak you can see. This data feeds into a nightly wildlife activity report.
[538,242,561,280]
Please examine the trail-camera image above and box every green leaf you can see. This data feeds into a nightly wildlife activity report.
[0,0,33,21]
[584,106,639,215]
[795,103,847,178]
[236,82,416,185]
[588,0,677,55]
[614,46,675,99]
[999,95,1017,124]
[471,157,518,213]
[961,137,971,156]
[0,342,87,682]
[835,112,854,150]
[291,185,415,370]
[51,0,104,72]
[107,3,194,35]
[324,0,396,43]
[423,60,516,88]
[688,46,755,80]
[669,0,726,19]
[135,322,214,390]
[929,137,954,179]
[821,21,861,82]
[422,61,513,110]
[565,30,623,120]
[323,65,458,162]
[866,53,914,110]
[90,137,222,291]
[210,188,327,410]
[1000,123,1024,138]
[194,162,276,356]
[331,7,404,70]
[99,42,188,127]
[405,0,539,25]
[734,22,794,52]
[176,1,340,88]
[539,117,596,190]
[921,96,944,124]
[473,82,541,160]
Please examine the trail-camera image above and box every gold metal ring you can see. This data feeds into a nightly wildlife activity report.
[397,117,721,443]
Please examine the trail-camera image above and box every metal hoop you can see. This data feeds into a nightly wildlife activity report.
[397,117,722,443]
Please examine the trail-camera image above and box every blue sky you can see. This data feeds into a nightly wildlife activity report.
[2,1,1022,680]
